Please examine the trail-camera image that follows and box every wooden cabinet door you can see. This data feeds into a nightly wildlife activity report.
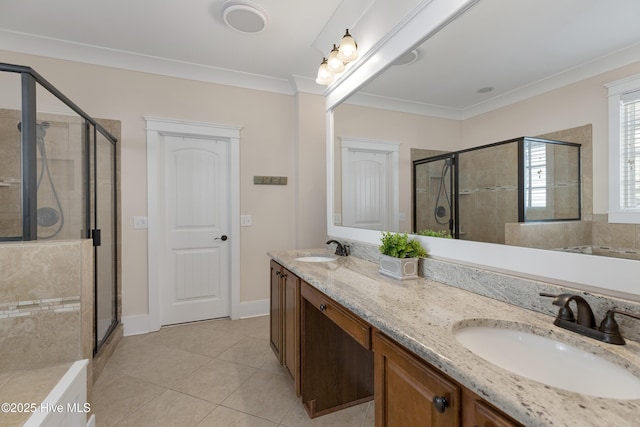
[374,332,460,427]
[282,268,300,394]
[472,400,522,427]
[269,260,283,362]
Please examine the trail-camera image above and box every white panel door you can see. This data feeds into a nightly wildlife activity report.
[343,150,389,230]
[161,135,230,325]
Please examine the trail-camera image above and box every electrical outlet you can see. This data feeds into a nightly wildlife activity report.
[133,216,148,229]
[241,215,252,226]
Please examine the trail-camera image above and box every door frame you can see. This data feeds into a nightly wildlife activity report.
[146,116,241,332]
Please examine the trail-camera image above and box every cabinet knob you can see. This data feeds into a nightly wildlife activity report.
[319,303,327,312]
[432,395,449,413]
[276,271,281,277]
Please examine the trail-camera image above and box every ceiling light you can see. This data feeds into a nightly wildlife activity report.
[327,44,346,74]
[315,58,334,85]
[223,0,268,34]
[337,29,358,62]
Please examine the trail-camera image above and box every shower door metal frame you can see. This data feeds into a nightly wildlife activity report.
[413,137,582,239]
[1,62,119,355]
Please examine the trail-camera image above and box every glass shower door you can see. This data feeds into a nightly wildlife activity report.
[92,126,117,352]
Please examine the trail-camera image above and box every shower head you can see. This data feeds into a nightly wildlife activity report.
[17,121,51,139]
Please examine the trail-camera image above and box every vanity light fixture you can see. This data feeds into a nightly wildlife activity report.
[315,58,335,85]
[337,29,358,62]
[327,44,346,73]
[315,29,358,85]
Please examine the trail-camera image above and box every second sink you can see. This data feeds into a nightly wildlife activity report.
[454,324,640,399]
[294,256,336,263]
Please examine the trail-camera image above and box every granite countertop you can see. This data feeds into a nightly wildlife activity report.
[268,249,640,427]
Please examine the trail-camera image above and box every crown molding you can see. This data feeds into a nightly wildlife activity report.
[0,29,296,96]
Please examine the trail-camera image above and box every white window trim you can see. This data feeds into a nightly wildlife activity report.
[606,74,640,224]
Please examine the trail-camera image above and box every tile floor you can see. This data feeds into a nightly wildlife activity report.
[91,315,375,427]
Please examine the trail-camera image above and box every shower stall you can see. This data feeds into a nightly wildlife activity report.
[413,137,581,244]
[0,63,118,354]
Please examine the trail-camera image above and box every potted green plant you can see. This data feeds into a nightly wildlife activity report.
[416,229,452,238]
[378,232,427,280]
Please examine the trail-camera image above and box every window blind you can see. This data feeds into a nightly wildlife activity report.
[621,90,640,209]
[525,141,547,207]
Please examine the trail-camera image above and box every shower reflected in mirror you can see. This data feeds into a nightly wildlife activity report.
[17,120,64,239]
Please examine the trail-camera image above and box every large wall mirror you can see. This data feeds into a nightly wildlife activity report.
[327,0,640,297]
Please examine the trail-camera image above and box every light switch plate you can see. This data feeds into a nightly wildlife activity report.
[241,215,252,226]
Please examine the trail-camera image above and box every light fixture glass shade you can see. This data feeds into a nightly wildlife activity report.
[315,58,334,85]
[337,29,358,62]
[327,44,345,73]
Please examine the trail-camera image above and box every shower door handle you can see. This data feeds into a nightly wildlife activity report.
[215,235,228,241]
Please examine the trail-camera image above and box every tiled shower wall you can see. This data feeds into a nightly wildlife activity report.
[0,108,87,240]
[0,240,93,373]
[0,109,22,237]
[504,124,640,259]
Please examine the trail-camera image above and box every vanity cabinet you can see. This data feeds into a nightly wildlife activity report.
[270,257,523,426]
[300,280,374,418]
[269,260,283,361]
[374,331,460,427]
[374,331,522,427]
[466,398,522,427]
[269,260,301,394]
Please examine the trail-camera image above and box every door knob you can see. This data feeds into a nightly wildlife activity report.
[215,235,228,241]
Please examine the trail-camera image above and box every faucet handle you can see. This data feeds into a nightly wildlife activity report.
[609,309,640,322]
[539,292,558,298]
[600,309,640,344]
[539,292,575,322]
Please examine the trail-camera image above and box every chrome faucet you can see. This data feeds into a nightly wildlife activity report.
[326,240,350,256]
[540,293,640,345]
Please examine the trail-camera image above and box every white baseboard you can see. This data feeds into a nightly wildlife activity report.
[123,298,270,336]
[122,314,154,336]
[235,298,269,319]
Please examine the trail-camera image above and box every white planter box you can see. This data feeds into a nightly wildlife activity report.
[378,254,420,280]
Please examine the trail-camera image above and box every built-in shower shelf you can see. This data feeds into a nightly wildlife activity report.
[0,182,10,187]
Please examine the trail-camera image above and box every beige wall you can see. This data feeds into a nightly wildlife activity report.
[0,50,326,318]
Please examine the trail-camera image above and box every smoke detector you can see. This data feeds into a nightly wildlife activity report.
[223,0,268,34]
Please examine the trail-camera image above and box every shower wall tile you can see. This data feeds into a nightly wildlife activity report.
[593,218,636,250]
[537,124,593,221]
[0,239,94,373]
[0,310,80,371]
[0,241,81,303]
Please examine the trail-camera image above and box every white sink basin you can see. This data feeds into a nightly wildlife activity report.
[294,256,336,263]
[455,326,640,399]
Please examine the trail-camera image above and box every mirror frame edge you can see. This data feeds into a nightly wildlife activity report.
[325,0,639,298]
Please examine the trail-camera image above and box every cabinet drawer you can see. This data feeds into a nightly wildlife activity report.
[301,281,371,349]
